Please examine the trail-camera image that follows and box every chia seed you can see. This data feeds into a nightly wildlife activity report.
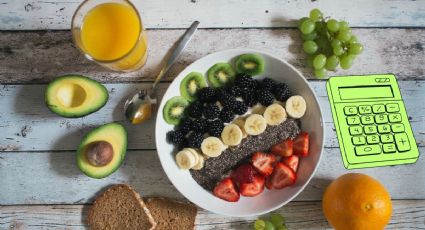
[190,119,301,191]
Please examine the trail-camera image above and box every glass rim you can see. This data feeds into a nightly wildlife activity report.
[71,0,144,64]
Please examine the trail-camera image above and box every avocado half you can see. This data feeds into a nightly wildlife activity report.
[77,122,127,179]
[45,75,108,118]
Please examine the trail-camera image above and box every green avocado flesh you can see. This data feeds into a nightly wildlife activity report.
[180,72,207,101]
[235,53,265,76]
[45,75,108,118]
[77,122,127,179]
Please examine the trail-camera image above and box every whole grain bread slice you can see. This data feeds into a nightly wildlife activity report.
[87,184,156,230]
[145,197,198,230]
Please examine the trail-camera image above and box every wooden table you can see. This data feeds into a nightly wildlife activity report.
[1,1,424,229]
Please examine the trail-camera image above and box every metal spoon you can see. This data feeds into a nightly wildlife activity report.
[124,21,200,124]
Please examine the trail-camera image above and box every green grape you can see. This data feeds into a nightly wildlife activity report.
[315,37,328,49]
[270,213,285,227]
[349,35,358,44]
[349,43,363,55]
[330,39,342,49]
[301,32,318,41]
[313,54,326,69]
[340,54,355,69]
[326,19,340,32]
[332,45,344,56]
[314,68,327,79]
[336,28,352,42]
[298,17,309,30]
[325,55,339,70]
[303,41,318,54]
[309,8,323,22]
[300,19,315,34]
[339,20,349,30]
[254,219,266,230]
[265,221,276,230]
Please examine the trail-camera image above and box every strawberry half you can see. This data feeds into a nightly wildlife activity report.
[282,155,299,172]
[231,164,255,185]
[293,132,309,157]
[271,139,293,157]
[265,176,273,190]
[213,177,240,202]
[240,175,265,197]
[270,162,296,189]
[251,152,276,177]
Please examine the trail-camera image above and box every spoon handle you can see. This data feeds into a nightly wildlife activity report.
[151,21,200,92]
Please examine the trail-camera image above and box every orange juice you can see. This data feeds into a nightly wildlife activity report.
[79,2,148,71]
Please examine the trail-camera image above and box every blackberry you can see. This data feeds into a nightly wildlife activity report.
[178,138,189,150]
[234,74,256,89]
[242,91,258,107]
[187,131,204,148]
[232,101,248,115]
[221,97,238,110]
[272,83,291,101]
[261,78,278,91]
[166,130,185,145]
[177,118,193,134]
[208,119,225,137]
[226,85,243,97]
[192,118,208,133]
[197,87,218,103]
[219,108,235,123]
[203,103,220,120]
[257,90,275,106]
[187,101,203,118]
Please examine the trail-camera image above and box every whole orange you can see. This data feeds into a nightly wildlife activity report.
[322,173,392,230]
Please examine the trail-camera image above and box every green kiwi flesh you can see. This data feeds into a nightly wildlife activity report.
[207,63,236,87]
[235,53,265,76]
[163,96,189,125]
[180,72,207,101]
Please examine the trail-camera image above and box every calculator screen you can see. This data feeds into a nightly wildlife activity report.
[339,85,394,100]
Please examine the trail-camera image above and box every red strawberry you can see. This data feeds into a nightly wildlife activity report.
[282,155,299,172]
[265,176,273,190]
[251,152,276,177]
[271,139,293,157]
[293,132,309,157]
[270,162,296,189]
[213,177,240,202]
[240,175,265,197]
[231,164,255,185]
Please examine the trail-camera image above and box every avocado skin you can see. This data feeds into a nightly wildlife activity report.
[45,75,109,118]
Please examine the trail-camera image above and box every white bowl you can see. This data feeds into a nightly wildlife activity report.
[155,48,324,217]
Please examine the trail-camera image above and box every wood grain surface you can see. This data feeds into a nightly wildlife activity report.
[0,29,424,84]
[1,0,424,30]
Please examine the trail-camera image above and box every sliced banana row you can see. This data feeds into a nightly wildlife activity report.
[201,136,226,158]
[263,103,287,126]
[244,114,267,135]
[221,124,243,146]
[175,148,205,170]
[285,95,307,119]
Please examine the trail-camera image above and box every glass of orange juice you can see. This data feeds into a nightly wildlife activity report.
[71,0,148,72]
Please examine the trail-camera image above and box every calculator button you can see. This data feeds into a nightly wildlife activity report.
[358,105,372,114]
[383,144,396,153]
[355,145,381,156]
[380,134,394,143]
[395,133,411,152]
[378,124,391,134]
[364,125,377,134]
[361,115,374,125]
[372,104,385,114]
[375,114,388,124]
[344,106,357,115]
[391,124,405,133]
[352,136,366,145]
[349,126,363,135]
[346,116,360,125]
[386,103,399,113]
[367,135,380,144]
[388,113,402,123]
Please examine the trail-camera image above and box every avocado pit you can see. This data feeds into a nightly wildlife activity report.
[86,141,114,167]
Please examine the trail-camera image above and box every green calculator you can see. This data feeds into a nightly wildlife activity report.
[326,74,419,169]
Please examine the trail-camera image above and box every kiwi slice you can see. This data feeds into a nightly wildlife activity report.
[163,96,189,125]
[180,72,207,101]
[235,53,265,76]
[207,63,236,87]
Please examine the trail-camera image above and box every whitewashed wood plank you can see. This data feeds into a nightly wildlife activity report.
[0,201,424,229]
[0,28,424,84]
[0,81,423,152]
[1,0,425,30]
[0,148,424,205]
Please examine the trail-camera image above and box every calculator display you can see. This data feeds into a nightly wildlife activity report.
[339,86,393,100]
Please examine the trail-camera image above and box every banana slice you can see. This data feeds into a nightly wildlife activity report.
[251,103,266,115]
[184,148,200,165]
[286,95,307,118]
[191,154,205,170]
[244,114,267,135]
[175,149,197,170]
[233,118,248,138]
[221,124,243,146]
[263,103,287,126]
[201,137,225,157]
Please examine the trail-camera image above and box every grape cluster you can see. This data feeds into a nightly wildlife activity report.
[254,213,288,230]
[299,9,363,78]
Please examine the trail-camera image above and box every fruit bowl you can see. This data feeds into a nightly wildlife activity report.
[155,48,324,216]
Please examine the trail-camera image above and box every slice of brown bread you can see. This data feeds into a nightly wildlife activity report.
[145,197,198,230]
[87,184,156,230]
